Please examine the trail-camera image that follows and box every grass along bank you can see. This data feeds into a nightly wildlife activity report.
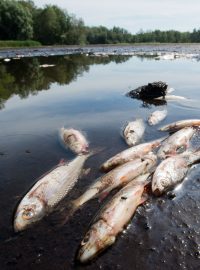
[0,40,41,48]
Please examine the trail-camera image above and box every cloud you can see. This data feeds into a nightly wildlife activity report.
[33,0,200,32]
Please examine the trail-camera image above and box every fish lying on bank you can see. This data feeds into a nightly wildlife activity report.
[147,109,167,126]
[101,137,163,172]
[123,119,145,146]
[78,173,150,263]
[155,95,187,101]
[14,153,92,232]
[160,119,200,132]
[65,153,157,222]
[152,150,200,195]
[60,128,89,154]
[157,127,195,159]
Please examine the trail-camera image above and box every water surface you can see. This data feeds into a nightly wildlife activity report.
[0,52,199,270]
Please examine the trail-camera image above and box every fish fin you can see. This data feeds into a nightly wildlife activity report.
[139,193,149,205]
[143,181,152,195]
[89,147,105,156]
[81,168,91,177]
[49,200,79,227]
[140,174,153,195]
[59,158,67,165]
[98,191,109,202]
[58,200,80,227]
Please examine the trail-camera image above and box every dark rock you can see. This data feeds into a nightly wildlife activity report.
[126,81,168,100]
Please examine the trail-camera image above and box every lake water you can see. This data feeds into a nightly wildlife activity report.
[0,50,199,269]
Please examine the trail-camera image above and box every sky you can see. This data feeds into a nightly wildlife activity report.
[33,0,200,34]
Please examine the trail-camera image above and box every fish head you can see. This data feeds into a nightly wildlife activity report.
[148,115,157,126]
[125,130,139,146]
[152,176,169,196]
[143,152,157,169]
[78,220,115,263]
[65,133,89,154]
[14,197,45,232]
[73,142,89,154]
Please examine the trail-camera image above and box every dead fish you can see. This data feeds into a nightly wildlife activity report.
[67,153,157,220]
[148,109,167,126]
[14,153,92,231]
[78,174,150,263]
[157,127,195,159]
[152,150,200,195]
[123,119,145,146]
[160,119,200,132]
[167,88,175,94]
[60,127,89,154]
[101,137,163,172]
[155,95,187,101]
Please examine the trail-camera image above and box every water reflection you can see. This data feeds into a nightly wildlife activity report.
[0,55,131,109]
[139,98,167,108]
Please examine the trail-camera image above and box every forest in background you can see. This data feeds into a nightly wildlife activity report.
[1,0,200,46]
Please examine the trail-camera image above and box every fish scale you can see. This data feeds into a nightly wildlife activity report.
[78,174,150,263]
[152,150,200,195]
[71,153,157,214]
[158,127,195,159]
[101,137,164,172]
[14,153,90,231]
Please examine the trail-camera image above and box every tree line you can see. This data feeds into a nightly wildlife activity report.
[0,0,200,45]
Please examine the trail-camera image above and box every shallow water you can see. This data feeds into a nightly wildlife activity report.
[0,50,199,269]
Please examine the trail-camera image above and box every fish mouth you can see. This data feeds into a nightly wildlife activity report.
[82,146,89,154]
[14,217,28,232]
[78,245,98,264]
[153,188,162,196]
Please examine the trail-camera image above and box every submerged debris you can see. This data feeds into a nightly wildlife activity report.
[126,81,168,100]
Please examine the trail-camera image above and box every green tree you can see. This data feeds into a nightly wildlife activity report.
[0,0,33,40]
[34,5,70,45]
[62,16,86,45]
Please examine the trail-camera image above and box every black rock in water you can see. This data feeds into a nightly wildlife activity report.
[126,81,168,100]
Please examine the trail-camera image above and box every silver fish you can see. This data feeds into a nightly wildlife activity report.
[123,119,145,146]
[152,150,200,195]
[157,127,195,159]
[14,153,91,231]
[60,127,89,154]
[160,119,200,132]
[148,109,167,126]
[101,137,163,172]
[69,153,157,217]
[155,95,187,101]
[78,174,150,263]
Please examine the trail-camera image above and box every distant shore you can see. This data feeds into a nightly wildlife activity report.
[1,42,200,49]
[1,43,200,60]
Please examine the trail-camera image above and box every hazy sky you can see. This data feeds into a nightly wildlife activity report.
[33,0,199,33]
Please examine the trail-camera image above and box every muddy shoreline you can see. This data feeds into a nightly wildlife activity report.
[1,44,200,59]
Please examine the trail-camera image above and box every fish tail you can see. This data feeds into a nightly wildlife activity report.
[53,200,80,227]
[82,147,105,158]
[59,127,65,141]
[185,149,200,165]
[152,136,168,146]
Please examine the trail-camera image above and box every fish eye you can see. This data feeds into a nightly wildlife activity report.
[22,208,35,220]
[160,178,168,187]
[81,232,90,245]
